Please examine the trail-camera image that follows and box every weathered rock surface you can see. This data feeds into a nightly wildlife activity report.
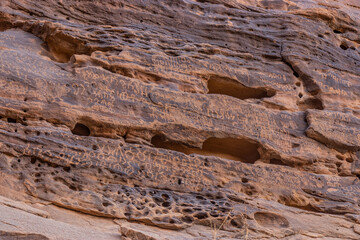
[0,0,359,239]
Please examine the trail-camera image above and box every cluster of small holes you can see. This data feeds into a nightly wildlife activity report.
[6,155,237,228]
[293,80,304,99]
[99,185,234,227]
[2,116,30,127]
[9,156,81,192]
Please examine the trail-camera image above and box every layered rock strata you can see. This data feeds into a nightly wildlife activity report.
[0,0,359,239]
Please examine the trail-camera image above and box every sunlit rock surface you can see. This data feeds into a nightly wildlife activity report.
[0,0,359,239]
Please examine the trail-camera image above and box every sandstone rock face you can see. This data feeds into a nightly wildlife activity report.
[0,0,359,239]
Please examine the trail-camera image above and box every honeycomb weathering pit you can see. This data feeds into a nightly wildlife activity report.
[0,0,360,239]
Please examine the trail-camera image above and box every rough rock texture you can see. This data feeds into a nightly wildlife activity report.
[0,0,359,239]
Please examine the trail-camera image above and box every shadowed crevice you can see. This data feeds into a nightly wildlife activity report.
[71,123,90,136]
[151,135,260,163]
[207,76,276,100]
[297,98,324,111]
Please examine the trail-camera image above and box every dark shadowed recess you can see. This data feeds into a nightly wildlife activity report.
[71,123,90,136]
[151,135,260,163]
[297,98,324,111]
[207,76,276,100]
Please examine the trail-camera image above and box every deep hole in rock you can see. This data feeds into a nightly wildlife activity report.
[207,76,275,100]
[162,202,171,207]
[182,208,194,214]
[7,118,16,123]
[269,158,287,166]
[181,216,194,223]
[30,157,37,164]
[194,212,208,219]
[151,136,260,163]
[71,123,90,136]
[0,22,13,32]
[282,59,300,78]
[340,44,348,50]
[204,159,209,166]
[63,166,71,172]
[161,194,169,200]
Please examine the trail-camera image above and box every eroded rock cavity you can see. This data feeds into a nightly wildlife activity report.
[0,0,360,239]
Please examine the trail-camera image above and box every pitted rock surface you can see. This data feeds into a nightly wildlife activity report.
[0,0,359,239]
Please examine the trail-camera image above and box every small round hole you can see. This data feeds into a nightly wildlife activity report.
[340,44,348,50]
